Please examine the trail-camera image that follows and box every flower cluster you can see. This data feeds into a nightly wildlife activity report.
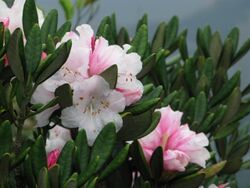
[31,24,143,145]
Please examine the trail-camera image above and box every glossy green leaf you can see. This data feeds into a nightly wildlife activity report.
[49,164,60,188]
[38,167,49,188]
[75,129,89,173]
[219,38,233,69]
[56,21,72,39]
[130,141,151,179]
[213,123,239,139]
[220,158,242,174]
[209,32,222,67]
[127,98,160,115]
[152,22,166,53]
[6,29,25,82]
[194,91,207,125]
[233,38,250,64]
[209,71,240,107]
[57,140,75,186]
[30,135,47,180]
[41,9,58,43]
[179,35,188,60]
[117,27,130,46]
[64,173,78,188]
[35,41,72,85]
[169,173,205,188]
[227,27,239,55]
[99,64,118,89]
[136,14,148,31]
[25,24,42,73]
[99,144,130,180]
[128,24,148,57]
[137,53,156,79]
[23,155,36,188]
[22,0,39,38]
[165,16,179,49]
[55,83,72,109]
[150,147,163,179]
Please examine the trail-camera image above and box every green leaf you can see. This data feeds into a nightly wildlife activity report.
[136,14,148,31]
[38,167,49,188]
[99,64,118,89]
[23,155,36,188]
[78,123,116,185]
[6,29,25,82]
[228,136,250,159]
[198,113,215,133]
[25,24,42,73]
[209,32,222,67]
[130,141,151,179]
[165,16,179,49]
[30,135,47,180]
[118,110,158,141]
[233,38,250,64]
[161,91,178,107]
[84,177,98,188]
[11,147,30,169]
[150,147,163,179]
[169,173,205,188]
[49,164,60,188]
[152,22,166,53]
[99,144,130,180]
[55,84,73,109]
[179,35,188,60]
[128,24,148,57]
[220,158,242,174]
[194,91,207,124]
[35,41,72,85]
[213,122,239,139]
[2,0,14,7]
[96,16,110,37]
[57,140,75,186]
[64,173,78,188]
[227,27,239,56]
[218,38,233,69]
[56,21,72,40]
[75,129,89,173]
[137,53,156,79]
[199,161,226,178]
[117,27,130,46]
[59,0,74,20]
[0,153,11,180]
[209,71,240,107]
[221,87,241,125]
[0,121,12,156]
[127,98,160,115]
[22,0,39,38]
[41,9,58,43]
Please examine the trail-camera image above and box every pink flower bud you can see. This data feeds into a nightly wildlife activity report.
[47,149,60,169]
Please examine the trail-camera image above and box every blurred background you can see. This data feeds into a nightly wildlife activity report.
[37,0,250,187]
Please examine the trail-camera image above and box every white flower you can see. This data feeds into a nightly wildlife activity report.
[0,0,44,32]
[61,75,125,145]
[45,125,71,153]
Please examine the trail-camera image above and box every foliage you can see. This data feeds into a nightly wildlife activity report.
[0,0,250,187]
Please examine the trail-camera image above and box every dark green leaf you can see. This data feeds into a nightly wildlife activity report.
[22,0,39,38]
[99,64,118,89]
[169,173,205,188]
[117,27,130,46]
[165,16,179,49]
[7,29,25,82]
[49,164,60,188]
[35,41,72,85]
[57,140,75,186]
[30,135,47,180]
[75,129,89,173]
[99,144,130,180]
[56,21,72,40]
[179,35,188,60]
[213,123,239,139]
[194,91,207,124]
[38,167,49,188]
[152,22,166,53]
[227,27,239,56]
[41,9,58,43]
[209,32,222,67]
[55,84,72,109]
[150,147,163,179]
[25,24,42,73]
[233,38,250,64]
[127,98,160,115]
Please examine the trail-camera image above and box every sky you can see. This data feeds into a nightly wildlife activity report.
[37,0,250,186]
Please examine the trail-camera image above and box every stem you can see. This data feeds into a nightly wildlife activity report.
[14,122,24,188]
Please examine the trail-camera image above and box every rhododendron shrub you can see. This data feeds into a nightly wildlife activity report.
[0,0,250,187]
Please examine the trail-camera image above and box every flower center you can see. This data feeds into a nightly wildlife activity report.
[78,96,110,116]
[161,133,169,150]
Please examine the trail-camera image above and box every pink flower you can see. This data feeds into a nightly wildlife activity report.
[0,0,44,33]
[139,106,210,172]
[60,24,143,105]
[47,149,60,169]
